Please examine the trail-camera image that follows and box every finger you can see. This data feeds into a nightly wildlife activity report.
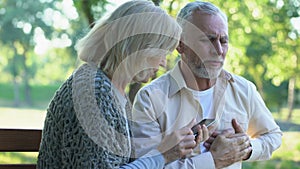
[186,118,196,128]
[201,125,209,141]
[239,145,252,160]
[227,133,247,139]
[181,134,199,148]
[203,135,214,150]
[195,126,202,144]
[183,134,196,141]
[211,131,220,137]
[205,135,215,144]
[203,142,211,150]
[235,135,249,145]
[221,128,235,135]
[180,128,194,136]
[232,118,244,133]
[239,140,251,151]
[181,118,197,135]
[181,139,197,149]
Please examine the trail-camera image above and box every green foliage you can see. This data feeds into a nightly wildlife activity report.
[265,156,300,169]
[0,0,66,105]
[242,131,300,169]
[263,80,288,111]
[0,0,91,106]
[0,83,60,108]
[273,108,300,125]
[73,0,109,25]
[209,0,300,93]
[296,143,300,151]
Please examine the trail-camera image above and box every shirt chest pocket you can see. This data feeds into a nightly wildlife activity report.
[218,112,249,132]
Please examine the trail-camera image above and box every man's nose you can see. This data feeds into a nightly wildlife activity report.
[212,41,223,56]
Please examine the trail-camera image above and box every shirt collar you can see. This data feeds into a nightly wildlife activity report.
[169,61,234,97]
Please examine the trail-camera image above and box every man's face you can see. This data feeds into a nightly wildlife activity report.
[179,12,229,79]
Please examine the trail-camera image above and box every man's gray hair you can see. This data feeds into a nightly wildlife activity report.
[176,1,227,27]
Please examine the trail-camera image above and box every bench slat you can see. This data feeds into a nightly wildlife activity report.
[0,129,42,152]
[0,164,36,169]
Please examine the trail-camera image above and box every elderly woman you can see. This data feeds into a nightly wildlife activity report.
[37,1,208,168]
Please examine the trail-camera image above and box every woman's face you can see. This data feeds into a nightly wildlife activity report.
[133,54,167,83]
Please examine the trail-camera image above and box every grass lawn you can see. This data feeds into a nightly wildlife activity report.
[0,152,38,164]
[242,131,300,169]
[0,106,299,168]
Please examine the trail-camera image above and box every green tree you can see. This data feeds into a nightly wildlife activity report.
[265,0,300,120]
[0,0,54,106]
[73,0,108,28]
[0,0,79,106]
[210,0,300,118]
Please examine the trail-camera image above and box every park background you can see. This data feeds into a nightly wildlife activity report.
[0,0,299,168]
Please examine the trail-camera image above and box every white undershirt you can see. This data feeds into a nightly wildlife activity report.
[189,86,214,119]
[188,86,214,153]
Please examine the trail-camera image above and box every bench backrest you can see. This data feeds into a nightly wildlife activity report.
[0,129,42,169]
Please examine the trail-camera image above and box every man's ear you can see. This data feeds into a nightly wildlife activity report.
[176,40,184,54]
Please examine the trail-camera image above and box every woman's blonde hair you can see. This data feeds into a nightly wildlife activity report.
[75,0,182,77]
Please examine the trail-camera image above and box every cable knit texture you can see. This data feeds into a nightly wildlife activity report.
[37,63,131,169]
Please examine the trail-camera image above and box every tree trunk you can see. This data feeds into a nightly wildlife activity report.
[168,0,176,13]
[152,0,162,6]
[21,51,33,106]
[82,0,95,28]
[286,77,295,121]
[24,75,32,106]
[13,73,20,107]
[11,45,20,107]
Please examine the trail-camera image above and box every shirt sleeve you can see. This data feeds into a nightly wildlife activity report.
[164,152,216,169]
[245,82,282,161]
[131,88,164,158]
[120,152,165,169]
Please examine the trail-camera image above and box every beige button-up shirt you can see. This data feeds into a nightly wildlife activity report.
[131,62,282,169]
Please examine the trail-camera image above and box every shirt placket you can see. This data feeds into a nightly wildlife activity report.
[212,76,228,129]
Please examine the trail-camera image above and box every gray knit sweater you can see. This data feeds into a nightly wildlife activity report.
[37,65,131,169]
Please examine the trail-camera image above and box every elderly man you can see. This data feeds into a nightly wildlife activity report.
[131,1,282,169]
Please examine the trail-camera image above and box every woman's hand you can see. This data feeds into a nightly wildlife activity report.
[193,122,209,144]
[157,118,208,164]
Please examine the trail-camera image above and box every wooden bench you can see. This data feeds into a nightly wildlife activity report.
[0,128,42,169]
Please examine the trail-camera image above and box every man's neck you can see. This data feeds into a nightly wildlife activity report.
[179,61,216,91]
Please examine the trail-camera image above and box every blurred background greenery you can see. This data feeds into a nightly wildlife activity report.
[0,0,299,168]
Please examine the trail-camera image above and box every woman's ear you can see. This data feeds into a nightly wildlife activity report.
[176,41,184,54]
